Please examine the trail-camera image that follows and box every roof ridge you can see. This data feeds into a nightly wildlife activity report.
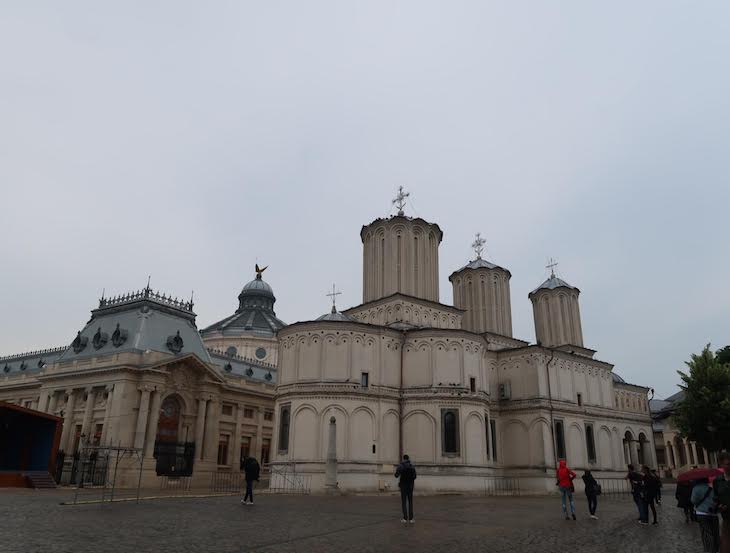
[0,346,67,361]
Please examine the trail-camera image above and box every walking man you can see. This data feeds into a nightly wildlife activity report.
[582,470,600,519]
[395,454,416,524]
[241,455,260,505]
[627,464,648,525]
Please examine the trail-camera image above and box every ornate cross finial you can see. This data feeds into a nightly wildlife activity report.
[326,283,342,313]
[471,232,486,259]
[546,258,558,278]
[392,186,410,216]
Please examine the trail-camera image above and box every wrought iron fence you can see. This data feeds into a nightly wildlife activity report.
[158,476,193,495]
[484,476,522,496]
[595,477,632,497]
[269,465,311,494]
[210,471,245,493]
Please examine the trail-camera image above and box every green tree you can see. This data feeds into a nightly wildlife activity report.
[716,345,730,366]
[673,344,730,452]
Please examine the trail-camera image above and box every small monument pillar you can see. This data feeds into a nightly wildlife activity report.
[325,416,338,492]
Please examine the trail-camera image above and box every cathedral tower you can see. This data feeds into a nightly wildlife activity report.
[448,234,513,336]
[528,263,583,348]
[361,188,442,303]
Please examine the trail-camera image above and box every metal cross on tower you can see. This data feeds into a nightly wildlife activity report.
[392,186,410,216]
[471,232,486,259]
[326,283,342,312]
[546,258,559,278]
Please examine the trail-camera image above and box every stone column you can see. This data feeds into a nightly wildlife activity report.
[254,407,264,462]
[133,387,152,450]
[59,390,77,453]
[204,398,220,463]
[486,415,493,462]
[81,388,97,443]
[703,448,710,467]
[194,397,208,461]
[325,416,338,491]
[99,386,114,445]
[683,440,692,469]
[691,442,699,467]
[144,391,163,457]
[47,391,59,415]
[232,403,244,470]
[37,389,50,413]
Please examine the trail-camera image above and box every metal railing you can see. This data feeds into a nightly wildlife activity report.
[595,477,632,497]
[269,465,311,494]
[484,477,522,496]
[210,471,245,493]
[159,476,192,495]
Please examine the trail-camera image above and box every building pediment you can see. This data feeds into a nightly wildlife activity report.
[146,353,226,389]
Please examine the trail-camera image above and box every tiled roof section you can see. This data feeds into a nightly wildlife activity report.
[56,288,211,363]
[207,348,276,384]
[529,275,578,296]
[1,346,66,375]
[201,308,286,336]
[449,258,511,280]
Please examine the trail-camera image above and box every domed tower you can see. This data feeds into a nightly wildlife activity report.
[448,233,513,336]
[201,265,285,364]
[528,263,583,348]
[361,188,443,303]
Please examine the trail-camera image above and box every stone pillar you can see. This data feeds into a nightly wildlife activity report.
[691,442,698,467]
[133,387,152,450]
[325,416,338,490]
[232,403,244,470]
[47,391,59,415]
[60,390,78,453]
[37,389,50,413]
[99,386,114,445]
[144,391,163,457]
[254,407,264,462]
[683,440,692,469]
[194,397,208,461]
[703,448,710,467]
[204,399,220,463]
[486,415,493,462]
[81,388,97,443]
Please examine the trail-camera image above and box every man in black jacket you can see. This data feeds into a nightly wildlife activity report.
[395,454,416,524]
[241,456,260,505]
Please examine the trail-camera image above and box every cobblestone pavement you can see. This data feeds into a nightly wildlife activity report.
[0,488,706,553]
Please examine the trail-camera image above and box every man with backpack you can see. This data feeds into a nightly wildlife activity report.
[241,456,260,505]
[395,454,416,524]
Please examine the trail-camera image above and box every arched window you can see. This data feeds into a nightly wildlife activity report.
[555,420,566,460]
[585,424,596,463]
[278,406,290,452]
[442,409,459,454]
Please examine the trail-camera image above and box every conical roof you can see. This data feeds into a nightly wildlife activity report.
[529,274,579,297]
[316,305,355,322]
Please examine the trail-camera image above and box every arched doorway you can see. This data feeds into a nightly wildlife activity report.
[154,396,194,476]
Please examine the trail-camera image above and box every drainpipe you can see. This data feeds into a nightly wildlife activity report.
[545,348,557,470]
[398,330,406,460]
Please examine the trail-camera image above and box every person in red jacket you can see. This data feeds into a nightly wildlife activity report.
[557,459,577,520]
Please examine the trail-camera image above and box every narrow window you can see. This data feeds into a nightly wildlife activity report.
[490,420,498,461]
[577,393,583,407]
[240,437,251,468]
[278,406,290,452]
[264,411,273,421]
[217,434,229,465]
[470,377,476,393]
[244,408,254,419]
[261,438,271,465]
[361,372,369,388]
[555,420,566,460]
[221,404,233,416]
[485,415,491,460]
[442,409,459,454]
[585,424,596,463]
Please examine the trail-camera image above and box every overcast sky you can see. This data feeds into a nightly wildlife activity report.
[1,2,728,399]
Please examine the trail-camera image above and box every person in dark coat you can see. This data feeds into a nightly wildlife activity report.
[714,452,730,553]
[241,456,260,505]
[643,465,660,524]
[627,464,648,524]
[395,454,416,524]
[582,470,600,519]
[676,480,695,523]
[652,469,663,505]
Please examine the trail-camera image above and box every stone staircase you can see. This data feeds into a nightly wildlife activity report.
[23,471,57,489]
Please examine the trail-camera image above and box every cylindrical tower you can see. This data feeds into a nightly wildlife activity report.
[449,259,513,336]
[361,215,443,303]
[528,273,583,347]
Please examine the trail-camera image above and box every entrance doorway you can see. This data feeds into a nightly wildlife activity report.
[154,396,194,476]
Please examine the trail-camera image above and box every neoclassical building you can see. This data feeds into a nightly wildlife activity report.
[271,197,655,492]
[0,271,281,487]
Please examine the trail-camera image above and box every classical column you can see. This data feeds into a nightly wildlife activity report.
[133,387,152,450]
[691,442,699,467]
[232,403,244,470]
[703,448,710,467]
[100,386,114,445]
[81,388,97,443]
[254,406,264,462]
[204,398,220,463]
[683,440,692,469]
[144,391,163,457]
[37,390,50,412]
[325,416,338,490]
[47,391,59,415]
[59,390,77,453]
[486,415,493,462]
[194,397,208,461]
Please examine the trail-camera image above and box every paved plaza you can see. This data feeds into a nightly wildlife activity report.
[0,488,705,553]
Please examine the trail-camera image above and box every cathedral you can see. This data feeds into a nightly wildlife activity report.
[270,190,655,492]
[0,190,655,492]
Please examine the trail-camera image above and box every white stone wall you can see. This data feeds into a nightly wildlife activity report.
[450,267,513,337]
[346,296,462,330]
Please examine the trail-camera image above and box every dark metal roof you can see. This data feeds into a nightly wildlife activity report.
[1,347,66,376]
[207,348,276,383]
[448,258,511,280]
[529,274,579,296]
[316,306,356,322]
